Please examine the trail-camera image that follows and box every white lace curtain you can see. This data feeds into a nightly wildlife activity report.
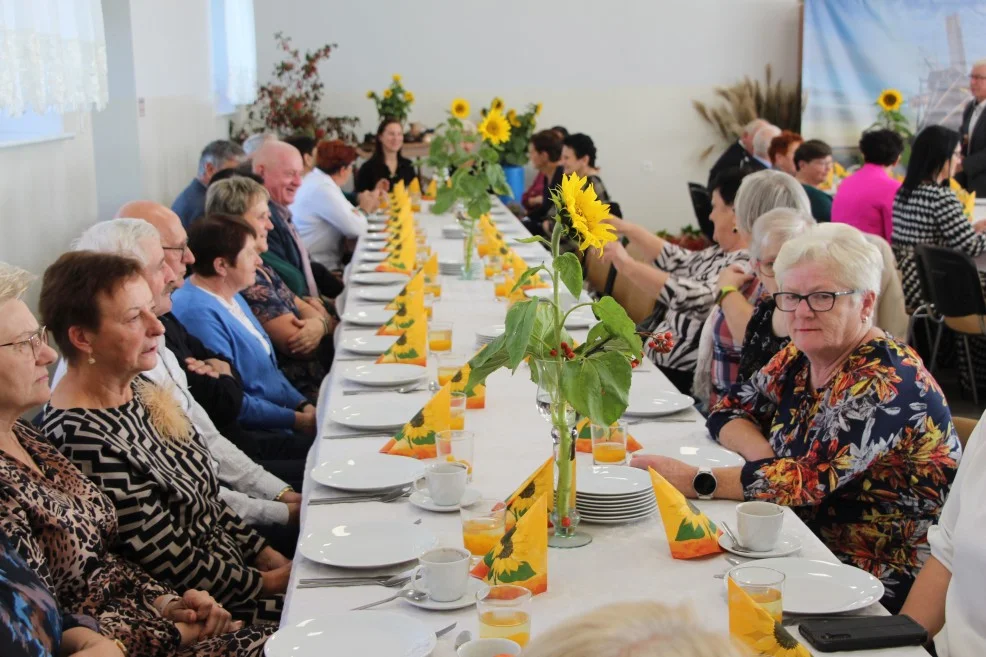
[0,0,108,117]
[219,0,256,107]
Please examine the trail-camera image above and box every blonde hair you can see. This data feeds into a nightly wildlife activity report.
[775,222,883,294]
[205,177,270,217]
[521,602,744,657]
[0,262,34,306]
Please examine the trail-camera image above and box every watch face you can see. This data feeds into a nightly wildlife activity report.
[694,471,717,497]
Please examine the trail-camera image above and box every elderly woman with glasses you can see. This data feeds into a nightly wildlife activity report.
[633,223,961,612]
[40,252,291,628]
[0,260,271,656]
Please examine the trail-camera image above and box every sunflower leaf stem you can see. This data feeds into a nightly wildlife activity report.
[548,220,575,529]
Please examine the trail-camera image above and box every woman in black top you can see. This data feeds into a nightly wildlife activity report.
[355,118,416,193]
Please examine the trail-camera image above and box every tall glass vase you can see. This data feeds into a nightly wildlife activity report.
[532,359,592,548]
[460,217,477,280]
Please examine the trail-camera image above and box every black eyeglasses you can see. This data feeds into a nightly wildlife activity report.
[162,243,189,257]
[773,290,858,312]
[0,326,48,359]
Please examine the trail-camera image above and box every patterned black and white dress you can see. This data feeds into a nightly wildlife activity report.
[637,242,749,389]
[42,378,284,626]
[891,182,986,310]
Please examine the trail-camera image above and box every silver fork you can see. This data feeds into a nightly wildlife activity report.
[307,487,410,505]
[342,384,424,396]
[296,575,412,590]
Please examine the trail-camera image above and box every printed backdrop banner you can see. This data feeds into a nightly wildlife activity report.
[802,0,985,155]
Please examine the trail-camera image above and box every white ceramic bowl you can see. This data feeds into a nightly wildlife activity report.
[456,638,522,657]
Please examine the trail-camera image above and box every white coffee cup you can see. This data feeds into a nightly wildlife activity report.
[414,461,467,506]
[411,547,471,602]
[736,501,784,551]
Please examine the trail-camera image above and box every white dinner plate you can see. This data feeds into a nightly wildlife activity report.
[576,497,656,512]
[342,363,428,387]
[338,335,397,356]
[341,307,396,326]
[579,505,657,519]
[497,222,523,234]
[718,533,802,559]
[359,251,388,262]
[310,453,426,492]
[356,262,387,273]
[357,286,404,302]
[638,444,745,469]
[351,272,410,285]
[363,239,388,249]
[300,521,437,569]
[565,311,596,329]
[576,463,653,496]
[442,224,466,239]
[580,510,656,524]
[476,324,506,341]
[409,487,482,512]
[265,613,436,657]
[623,387,696,417]
[725,558,885,614]
[401,577,489,611]
[366,224,389,233]
[329,395,427,430]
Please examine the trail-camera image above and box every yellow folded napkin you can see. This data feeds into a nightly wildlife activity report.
[408,177,421,195]
[385,268,425,311]
[445,348,488,408]
[648,467,723,559]
[504,457,553,529]
[950,177,976,220]
[510,252,549,290]
[423,252,438,278]
[376,287,424,337]
[376,237,416,274]
[379,383,450,459]
[375,316,426,366]
[471,493,548,595]
[573,418,644,454]
[728,578,811,656]
[423,178,437,200]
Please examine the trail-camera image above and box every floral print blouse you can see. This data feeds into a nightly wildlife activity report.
[707,336,960,611]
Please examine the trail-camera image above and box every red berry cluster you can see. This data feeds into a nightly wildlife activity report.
[647,331,675,354]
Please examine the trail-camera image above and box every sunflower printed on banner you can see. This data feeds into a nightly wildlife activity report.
[504,458,553,529]
[379,383,450,459]
[648,467,723,559]
[385,266,426,311]
[573,418,643,454]
[471,494,548,595]
[375,315,427,366]
[728,578,811,657]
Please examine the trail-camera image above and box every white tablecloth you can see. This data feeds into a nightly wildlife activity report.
[283,201,925,656]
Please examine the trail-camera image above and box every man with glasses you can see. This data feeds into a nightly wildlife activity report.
[958,60,986,196]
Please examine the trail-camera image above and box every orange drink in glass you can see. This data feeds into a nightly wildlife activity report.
[477,585,532,647]
[438,429,474,479]
[477,239,492,259]
[485,254,503,280]
[436,353,465,387]
[590,420,629,465]
[461,497,503,557]
[428,322,453,352]
[449,392,467,430]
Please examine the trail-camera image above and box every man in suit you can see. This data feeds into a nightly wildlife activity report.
[959,60,986,196]
[707,119,770,189]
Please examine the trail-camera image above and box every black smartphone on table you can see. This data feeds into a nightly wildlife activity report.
[797,615,928,652]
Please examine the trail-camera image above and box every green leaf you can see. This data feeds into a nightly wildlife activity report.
[593,296,642,354]
[466,333,510,390]
[555,252,583,299]
[510,265,547,294]
[514,235,551,246]
[561,350,631,425]
[431,185,455,214]
[467,195,492,219]
[504,299,539,368]
[496,561,536,584]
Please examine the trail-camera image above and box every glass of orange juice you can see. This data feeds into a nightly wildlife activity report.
[436,352,465,387]
[484,254,503,280]
[477,585,532,647]
[590,420,629,465]
[461,497,504,559]
[728,566,785,624]
[477,238,492,259]
[425,275,442,299]
[428,322,453,352]
[449,392,467,430]
[493,273,514,301]
[423,291,436,320]
[438,429,474,481]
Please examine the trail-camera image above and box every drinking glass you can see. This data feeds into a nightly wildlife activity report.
[449,392,467,430]
[438,429,474,480]
[426,275,442,299]
[728,566,785,624]
[429,321,453,352]
[461,498,505,558]
[493,273,513,301]
[476,585,532,647]
[485,254,503,280]
[436,352,466,387]
[424,290,435,320]
[590,420,629,465]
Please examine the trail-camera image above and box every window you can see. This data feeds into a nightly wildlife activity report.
[0,110,65,147]
[210,0,257,115]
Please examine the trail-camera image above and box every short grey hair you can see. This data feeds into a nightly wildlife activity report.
[198,140,245,178]
[775,223,883,295]
[752,125,781,157]
[242,132,275,156]
[734,169,812,234]
[72,219,161,266]
[742,119,768,138]
[972,59,986,71]
[206,177,270,217]
[0,262,34,306]
[749,208,816,261]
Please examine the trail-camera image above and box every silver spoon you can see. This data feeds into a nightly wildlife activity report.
[351,588,429,610]
[307,486,410,505]
[720,521,757,554]
[343,384,423,396]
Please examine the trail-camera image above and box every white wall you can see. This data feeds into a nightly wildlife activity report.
[253,0,802,231]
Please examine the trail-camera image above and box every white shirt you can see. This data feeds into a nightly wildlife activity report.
[291,168,368,270]
[927,411,986,656]
[196,285,271,356]
[51,337,290,526]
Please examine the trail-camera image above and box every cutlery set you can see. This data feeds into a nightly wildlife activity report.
[307,486,411,506]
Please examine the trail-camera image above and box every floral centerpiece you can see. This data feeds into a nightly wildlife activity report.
[468,175,643,546]
[367,74,415,124]
[487,100,541,167]
[230,32,358,143]
[427,98,513,277]
[869,88,913,164]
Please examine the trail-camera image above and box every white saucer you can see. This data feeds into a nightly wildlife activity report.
[718,533,802,559]
[409,487,481,512]
[401,577,489,611]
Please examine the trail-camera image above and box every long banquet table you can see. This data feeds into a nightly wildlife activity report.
[281,199,926,656]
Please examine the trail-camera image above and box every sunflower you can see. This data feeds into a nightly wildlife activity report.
[534,102,542,116]
[392,73,402,83]
[728,579,809,657]
[491,96,505,112]
[877,88,903,112]
[404,90,415,103]
[558,173,616,252]
[366,90,375,99]
[397,409,434,444]
[507,109,521,127]
[478,109,512,145]
[383,89,393,99]
[450,98,470,119]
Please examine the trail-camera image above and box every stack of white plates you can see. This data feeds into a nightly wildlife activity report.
[476,324,505,345]
[439,258,480,276]
[576,464,656,524]
[442,224,465,239]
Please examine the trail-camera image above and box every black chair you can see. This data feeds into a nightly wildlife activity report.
[915,244,986,404]
[687,183,714,241]
[908,249,944,371]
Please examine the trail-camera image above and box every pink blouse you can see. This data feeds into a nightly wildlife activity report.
[831,164,901,241]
